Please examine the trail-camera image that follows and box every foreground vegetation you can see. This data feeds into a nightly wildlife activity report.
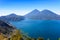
[1,29,60,40]
[0,29,45,40]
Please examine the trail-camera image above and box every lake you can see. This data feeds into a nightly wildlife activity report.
[10,19,60,40]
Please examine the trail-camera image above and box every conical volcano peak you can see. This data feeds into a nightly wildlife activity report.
[42,9,51,11]
[28,9,40,14]
[25,9,60,20]
[25,9,40,16]
[41,9,54,13]
[32,9,40,12]
[33,9,39,11]
[40,9,58,16]
[25,9,40,19]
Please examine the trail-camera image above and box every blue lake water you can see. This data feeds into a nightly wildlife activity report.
[10,19,60,40]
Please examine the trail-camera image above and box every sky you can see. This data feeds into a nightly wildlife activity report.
[0,0,60,16]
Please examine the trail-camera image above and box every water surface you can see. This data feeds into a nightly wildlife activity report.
[10,19,60,40]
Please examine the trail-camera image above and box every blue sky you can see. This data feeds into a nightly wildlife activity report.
[0,0,60,16]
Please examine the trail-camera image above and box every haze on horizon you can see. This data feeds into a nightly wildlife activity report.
[0,0,60,16]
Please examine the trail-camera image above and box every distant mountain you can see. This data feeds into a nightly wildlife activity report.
[25,9,60,20]
[0,20,15,36]
[25,9,41,19]
[0,13,25,21]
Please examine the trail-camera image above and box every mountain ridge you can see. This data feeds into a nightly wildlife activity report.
[0,20,16,37]
[25,9,60,20]
[0,13,25,21]
[0,9,60,20]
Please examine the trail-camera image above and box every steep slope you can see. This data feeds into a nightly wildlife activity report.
[25,9,60,20]
[0,13,25,21]
[40,10,60,20]
[25,9,41,19]
[0,20,15,36]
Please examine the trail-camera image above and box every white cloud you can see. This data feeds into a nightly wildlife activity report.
[0,9,60,16]
[50,10,60,15]
[0,9,30,16]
